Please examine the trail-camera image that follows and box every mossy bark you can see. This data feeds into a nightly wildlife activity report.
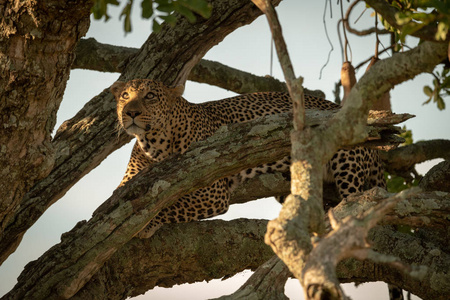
[0,0,92,264]
[56,189,450,300]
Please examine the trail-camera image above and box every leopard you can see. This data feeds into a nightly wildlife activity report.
[110,79,385,238]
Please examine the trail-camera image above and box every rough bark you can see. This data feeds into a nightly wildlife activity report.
[0,0,283,265]
[58,189,450,300]
[72,38,325,97]
[212,255,290,300]
[2,108,411,299]
[72,219,274,299]
[259,6,449,298]
[3,112,292,299]
[381,140,450,176]
[419,160,450,192]
[0,0,92,262]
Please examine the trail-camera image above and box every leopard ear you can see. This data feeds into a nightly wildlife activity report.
[169,84,185,98]
[110,81,126,99]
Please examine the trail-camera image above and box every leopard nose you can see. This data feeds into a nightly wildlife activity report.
[126,111,141,118]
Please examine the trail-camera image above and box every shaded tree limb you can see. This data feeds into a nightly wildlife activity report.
[71,219,274,300]
[72,38,325,97]
[380,139,450,176]
[1,112,292,300]
[420,160,450,192]
[0,0,283,265]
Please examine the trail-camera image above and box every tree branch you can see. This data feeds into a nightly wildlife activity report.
[72,38,325,97]
[269,23,447,300]
[60,189,450,300]
[302,188,418,300]
[420,160,450,193]
[212,255,290,300]
[380,139,450,176]
[72,219,274,299]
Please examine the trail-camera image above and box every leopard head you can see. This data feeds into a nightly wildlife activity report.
[110,79,184,137]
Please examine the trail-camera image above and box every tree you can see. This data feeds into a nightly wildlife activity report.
[0,0,449,299]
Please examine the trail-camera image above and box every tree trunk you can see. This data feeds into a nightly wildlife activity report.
[0,0,92,263]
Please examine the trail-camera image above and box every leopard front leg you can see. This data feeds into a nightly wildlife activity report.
[118,141,154,188]
[137,178,230,238]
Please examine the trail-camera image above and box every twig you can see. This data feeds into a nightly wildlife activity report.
[320,0,335,79]
[344,0,391,37]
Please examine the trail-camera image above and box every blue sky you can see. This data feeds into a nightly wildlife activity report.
[1,1,448,299]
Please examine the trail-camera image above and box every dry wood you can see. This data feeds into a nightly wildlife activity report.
[340,61,356,106]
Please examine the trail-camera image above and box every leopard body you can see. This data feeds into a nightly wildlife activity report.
[111,79,385,238]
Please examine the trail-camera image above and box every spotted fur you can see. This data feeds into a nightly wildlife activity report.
[111,79,385,238]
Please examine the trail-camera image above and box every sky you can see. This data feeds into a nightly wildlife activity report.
[1,1,448,299]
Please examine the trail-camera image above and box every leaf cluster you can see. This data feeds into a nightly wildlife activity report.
[91,0,212,33]
[374,1,450,110]
[389,0,450,42]
[423,66,450,110]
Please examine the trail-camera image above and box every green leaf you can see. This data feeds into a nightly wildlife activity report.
[386,172,419,193]
[179,0,212,19]
[156,3,175,13]
[399,126,413,146]
[160,14,178,25]
[120,0,134,33]
[423,85,433,96]
[437,96,446,110]
[152,19,162,32]
[175,3,197,23]
[91,0,120,21]
[395,11,412,25]
[141,0,154,19]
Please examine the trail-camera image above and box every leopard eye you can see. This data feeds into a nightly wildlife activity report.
[145,92,156,100]
[121,92,129,100]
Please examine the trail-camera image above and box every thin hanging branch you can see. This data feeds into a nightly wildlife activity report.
[340,0,352,62]
[344,0,390,37]
[319,0,335,79]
